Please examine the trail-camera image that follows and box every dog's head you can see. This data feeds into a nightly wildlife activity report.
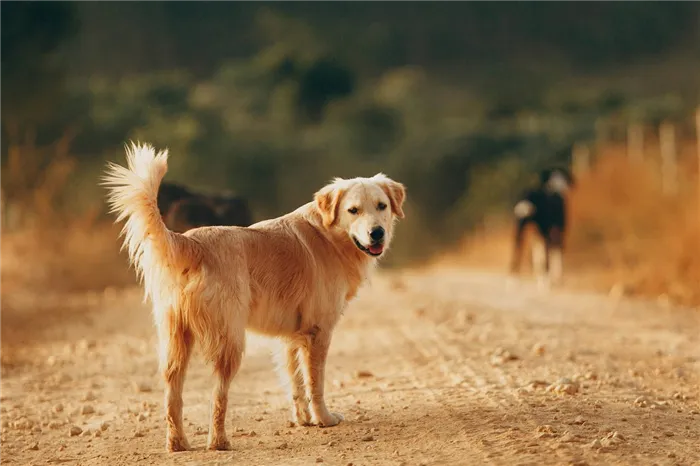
[540,168,574,195]
[315,173,406,258]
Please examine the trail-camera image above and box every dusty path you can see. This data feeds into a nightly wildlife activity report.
[2,268,699,466]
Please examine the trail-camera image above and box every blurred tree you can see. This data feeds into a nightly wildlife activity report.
[1,2,79,132]
[3,2,699,261]
[1,2,80,227]
[345,104,402,157]
[54,3,700,79]
[297,58,356,123]
[516,0,700,67]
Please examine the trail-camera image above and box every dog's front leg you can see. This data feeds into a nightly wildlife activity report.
[548,247,564,286]
[273,341,313,426]
[299,328,343,427]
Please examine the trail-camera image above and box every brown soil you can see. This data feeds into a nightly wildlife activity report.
[2,268,699,466]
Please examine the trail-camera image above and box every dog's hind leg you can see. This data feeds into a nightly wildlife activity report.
[299,327,343,427]
[206,331,244,450]
[273,340,313,426]
[531,237,549,292]
[510,219,527,274]
[158,310,194,452]
[548,247,563,286]
[547,227,564,286]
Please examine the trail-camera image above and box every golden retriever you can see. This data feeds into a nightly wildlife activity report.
[103,142,406,452]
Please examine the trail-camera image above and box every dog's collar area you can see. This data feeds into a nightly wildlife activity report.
[352,236,383,257]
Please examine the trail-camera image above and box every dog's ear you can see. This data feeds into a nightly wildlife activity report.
[315,181,345,228]
[539,169,552,186]
[373,173,406,219]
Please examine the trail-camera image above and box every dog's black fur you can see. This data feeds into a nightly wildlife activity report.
[510,167,574,276]
[157,182,254,233]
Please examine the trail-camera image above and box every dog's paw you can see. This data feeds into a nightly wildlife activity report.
[166,435,191,452]
[318,411,344,428]
[207,436,232,451]
[292,402,313,426]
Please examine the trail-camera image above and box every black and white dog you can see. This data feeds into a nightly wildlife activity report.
[510,167,574,288]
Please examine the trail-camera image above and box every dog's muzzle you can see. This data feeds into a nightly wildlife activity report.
[353,227,386,257]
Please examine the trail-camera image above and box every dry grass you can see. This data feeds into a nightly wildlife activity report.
[3,137,698,308]
[439,141,700,307]
[2,131,136,299]
[1,217,135,297]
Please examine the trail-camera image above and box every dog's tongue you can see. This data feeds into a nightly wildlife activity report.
[369,244,384,255]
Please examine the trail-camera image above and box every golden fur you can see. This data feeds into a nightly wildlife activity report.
[103,142,406,452]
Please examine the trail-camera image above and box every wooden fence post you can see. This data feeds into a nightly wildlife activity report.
[696,107,700,215]
[594,118,607,150]
[659,121,678,196]
[0,186,7,238]
[572,142,591,177]
[627,123,644,163]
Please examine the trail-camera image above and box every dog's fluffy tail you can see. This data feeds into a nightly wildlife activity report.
[103,142,201,302]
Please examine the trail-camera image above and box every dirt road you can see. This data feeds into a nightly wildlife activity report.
[2,268,699,465]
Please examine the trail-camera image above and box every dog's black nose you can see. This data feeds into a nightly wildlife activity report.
[370,226,385,242]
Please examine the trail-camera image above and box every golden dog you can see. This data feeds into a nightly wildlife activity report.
[103,142,406,452]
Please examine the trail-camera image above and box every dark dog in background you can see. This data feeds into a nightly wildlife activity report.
[157,182,254,233]
[510,167,574,288]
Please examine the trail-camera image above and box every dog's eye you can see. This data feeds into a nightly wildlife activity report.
[377,202,387,211]
[347,207,359,215]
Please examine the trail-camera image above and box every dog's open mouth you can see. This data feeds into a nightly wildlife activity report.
[353,236,384,257]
